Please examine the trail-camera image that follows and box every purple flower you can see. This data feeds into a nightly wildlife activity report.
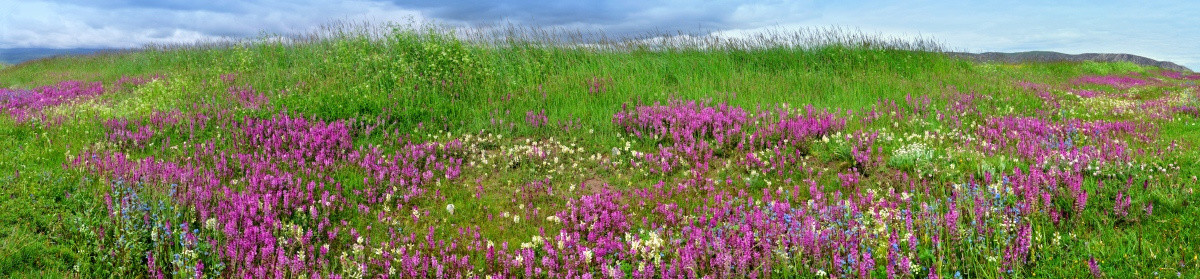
[1072,75,1149,89]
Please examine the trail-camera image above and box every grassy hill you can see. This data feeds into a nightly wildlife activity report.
[1,24,1198,278]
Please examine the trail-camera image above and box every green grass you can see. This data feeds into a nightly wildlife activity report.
[1,24,1197,277]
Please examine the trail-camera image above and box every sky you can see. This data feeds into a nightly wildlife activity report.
[2,0,1197,69]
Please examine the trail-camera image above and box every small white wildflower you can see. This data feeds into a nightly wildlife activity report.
[204,218,218,230]
[446,203,455,215]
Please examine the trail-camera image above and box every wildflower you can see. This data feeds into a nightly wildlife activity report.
[1113,192,1131,218]
[203,218,217,230]
[446,203,455,215]
[1088,257,1102,278]
[1075,190,1088,214]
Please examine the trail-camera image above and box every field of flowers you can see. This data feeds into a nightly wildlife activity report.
[1,26,1199,278]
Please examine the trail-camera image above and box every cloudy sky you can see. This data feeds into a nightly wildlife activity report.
[2,0,1197,69]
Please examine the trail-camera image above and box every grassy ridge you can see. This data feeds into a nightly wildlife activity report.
[1,24,1198,277]
[1,27,982,130]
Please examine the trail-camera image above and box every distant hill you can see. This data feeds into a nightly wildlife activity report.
[0,48,123,65]
[4,48,1191,73]
[947,51,1192,72]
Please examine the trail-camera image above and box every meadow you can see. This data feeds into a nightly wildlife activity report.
[1,23,1198,278]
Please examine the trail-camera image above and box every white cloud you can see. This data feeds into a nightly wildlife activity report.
[0,0,425,48]
[707,1,1200,70]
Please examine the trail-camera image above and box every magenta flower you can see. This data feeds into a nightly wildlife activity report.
[1072,75,1149,89]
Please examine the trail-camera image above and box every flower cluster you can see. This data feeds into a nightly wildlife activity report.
[1159,70,1200,80]
[227,85,269,109]
[525,109,549,128]
[103,110,183,149]
[1,80,105,122]
[976,116,1148,171]
[1072,75,1150,89]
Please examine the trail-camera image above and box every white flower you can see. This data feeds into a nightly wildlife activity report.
[204,218,218,230]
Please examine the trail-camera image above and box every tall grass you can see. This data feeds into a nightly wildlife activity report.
[0,22,979,140]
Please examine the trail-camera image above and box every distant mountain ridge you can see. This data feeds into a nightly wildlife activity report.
[0,48,122,65]
[947,51,1192,72]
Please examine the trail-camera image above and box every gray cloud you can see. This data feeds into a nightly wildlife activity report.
[53,0,252,13]
[387,0,820,36]
[0,0,424,48]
